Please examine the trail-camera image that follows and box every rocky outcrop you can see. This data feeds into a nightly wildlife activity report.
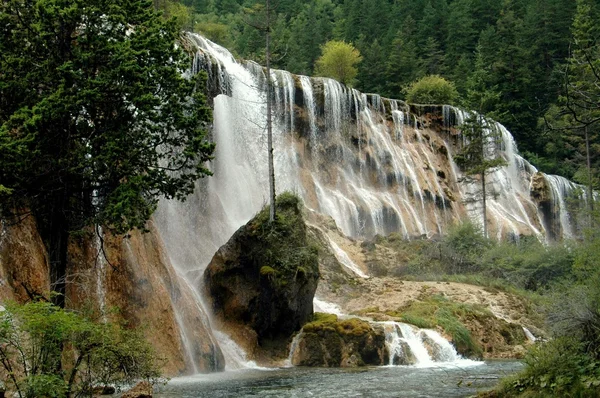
[204,193,320,352]
[0,217,224,376]
[67,223,224,375]
[290,314,388,367]
[0,217,50,302]
[121,381,152,398]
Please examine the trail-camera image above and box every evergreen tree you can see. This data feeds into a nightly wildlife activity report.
[553,0,600,213]
[385,21,422,98]
[0,0,214,306]
[455,48,506,238]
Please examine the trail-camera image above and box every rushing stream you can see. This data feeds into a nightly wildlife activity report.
[156,361,522,397]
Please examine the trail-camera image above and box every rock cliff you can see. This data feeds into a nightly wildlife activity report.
[0,217,224,376]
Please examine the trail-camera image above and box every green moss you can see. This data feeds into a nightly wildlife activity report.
[245,192,319,286]
[260,266,277,276]
[336,318,372,337]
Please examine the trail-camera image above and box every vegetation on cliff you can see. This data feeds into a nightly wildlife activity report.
[247,192,320,284]
[0,0,214,307]
[0,301,162,397]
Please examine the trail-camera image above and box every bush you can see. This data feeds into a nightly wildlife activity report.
[405,75,459,105]
[495,338,600,397]
[0,301,163,397]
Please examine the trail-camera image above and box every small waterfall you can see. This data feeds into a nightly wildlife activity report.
[212,330,264,371]
[544,175,579,239]
[313,297,344,315]
[299,75,318,154]
[285,331,304,367]
[377,322,478,368]
[523,327,537,343]
[327,237,368,278]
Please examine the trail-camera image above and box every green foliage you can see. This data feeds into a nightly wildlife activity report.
[404,75,459,105]
[495,338,600,397]
[247,192,319,284]
[0,0,214,303]
[0,301,162,397]
[314,41,362,86]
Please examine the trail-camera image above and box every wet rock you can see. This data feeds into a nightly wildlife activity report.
[390,340,417,365]
[291,315,388,367]
[421,333,444,361]
[204,194,320,346]
[93,385,116,395]
[121,381,152,398]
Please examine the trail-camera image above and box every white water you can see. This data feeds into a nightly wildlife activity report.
[523,327,537,343]
[327,237,368,278]
[150,33,589,372]
[313,297,344,316]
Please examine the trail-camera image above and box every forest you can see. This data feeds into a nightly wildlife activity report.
[157,0,599,190]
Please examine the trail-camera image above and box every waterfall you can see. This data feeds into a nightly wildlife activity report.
[327,237,368,278]
[149,33,590,372]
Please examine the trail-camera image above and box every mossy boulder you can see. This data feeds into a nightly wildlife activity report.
[290,313,389,367]
[204,193,320,344]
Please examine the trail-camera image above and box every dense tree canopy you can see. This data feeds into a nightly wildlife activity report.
[0,0,214,305]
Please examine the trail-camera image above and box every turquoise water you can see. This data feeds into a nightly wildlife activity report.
[156,361,522,397]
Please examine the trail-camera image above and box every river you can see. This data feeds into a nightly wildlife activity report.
[156,360,521,397]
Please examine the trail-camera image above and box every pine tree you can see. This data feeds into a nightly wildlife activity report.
[0,0,214,306]
[558,0,600,213]
[455,46,506,238]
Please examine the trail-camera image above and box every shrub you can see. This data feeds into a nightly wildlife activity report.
[405,75,459,105]
[0,301,163,397]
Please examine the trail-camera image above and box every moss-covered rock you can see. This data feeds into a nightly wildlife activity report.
[291,314,388,367]
[204,193,320,346]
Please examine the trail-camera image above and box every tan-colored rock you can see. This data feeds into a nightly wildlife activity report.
[0,216,224,377]
[121,381,152,398]
[0,216,50,303]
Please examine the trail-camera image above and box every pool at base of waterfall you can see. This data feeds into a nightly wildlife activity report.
[156,360,522,397]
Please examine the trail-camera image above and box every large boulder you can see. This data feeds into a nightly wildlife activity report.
[290,314,389,367]
[204,193,320,345]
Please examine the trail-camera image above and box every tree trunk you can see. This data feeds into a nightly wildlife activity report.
[266,0,276,222]
[584,125,594,220]
[482,171,487,239]
[42,192,70,308]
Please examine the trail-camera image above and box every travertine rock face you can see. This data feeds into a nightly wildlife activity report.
[0,217,50,302]
[0,218,224,376]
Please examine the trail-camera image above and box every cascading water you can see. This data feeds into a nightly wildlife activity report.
[151,33,589,372]
[379,321,478,368]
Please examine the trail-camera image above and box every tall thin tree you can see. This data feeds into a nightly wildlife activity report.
[266,0,276,222]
